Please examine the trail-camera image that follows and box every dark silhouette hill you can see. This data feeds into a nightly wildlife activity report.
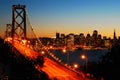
[89,44,120,80]
[0,38,50,80]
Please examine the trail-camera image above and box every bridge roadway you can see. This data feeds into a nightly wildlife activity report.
[12,42,85,80]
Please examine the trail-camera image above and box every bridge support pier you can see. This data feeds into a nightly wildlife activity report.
[12,4,26,44]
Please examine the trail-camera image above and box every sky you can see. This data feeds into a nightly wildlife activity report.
[1,0,120,38]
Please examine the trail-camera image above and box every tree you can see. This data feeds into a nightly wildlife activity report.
[98,44,120,80]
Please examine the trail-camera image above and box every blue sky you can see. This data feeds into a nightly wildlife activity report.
[1,0,120,38]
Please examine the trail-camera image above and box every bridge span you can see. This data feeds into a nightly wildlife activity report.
[9,40,85,80]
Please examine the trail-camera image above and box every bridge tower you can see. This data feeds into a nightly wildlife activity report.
[5,24,12,38]
[12,4,26,43]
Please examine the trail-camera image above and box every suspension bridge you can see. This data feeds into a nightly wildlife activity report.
[4,4,86,80]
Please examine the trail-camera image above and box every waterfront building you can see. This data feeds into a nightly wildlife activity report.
[92,30,98,46]
[79,33,85,46]
[103,36,107,40]
[104,38,112,49]
[74,35,80,45]
[98,34,102,39]
[52,29,118,49]
[92,30,98,40]
[97,34,102,47]
[86,33,91,46]
[66,33,74,50]
[55,32,60,47]
[56,32,60,39]
[61,34,65,39]
[118,36,120,44]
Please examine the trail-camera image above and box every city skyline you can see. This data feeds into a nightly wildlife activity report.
[1,0,120,38]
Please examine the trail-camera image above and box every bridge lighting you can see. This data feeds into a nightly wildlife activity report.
[8,37,12,41]
[22,39,27,45]
[41,51,45,55]
[5,37,12,42]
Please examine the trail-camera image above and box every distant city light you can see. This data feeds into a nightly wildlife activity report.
[62,48,66,53]
[50,46,53,49]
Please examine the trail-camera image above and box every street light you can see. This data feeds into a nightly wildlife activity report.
[62,48,69,65]
[81,54,88,73]
[73,63,79,69]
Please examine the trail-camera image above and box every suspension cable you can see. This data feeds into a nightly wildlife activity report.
[26,9,42,46]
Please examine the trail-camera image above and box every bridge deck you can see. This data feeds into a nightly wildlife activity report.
[12,42,85,80]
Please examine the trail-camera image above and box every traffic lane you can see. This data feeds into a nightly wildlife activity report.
[42,58,83,80]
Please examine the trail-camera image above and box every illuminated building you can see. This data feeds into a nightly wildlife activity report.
[56,32,60,39]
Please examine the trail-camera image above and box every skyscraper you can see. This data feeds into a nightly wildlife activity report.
[92,30,98,39]
[113,29,117,39]
[112,29,117,46]
[56,32,60,39]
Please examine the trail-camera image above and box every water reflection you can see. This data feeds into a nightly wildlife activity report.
[49,49,110,66]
